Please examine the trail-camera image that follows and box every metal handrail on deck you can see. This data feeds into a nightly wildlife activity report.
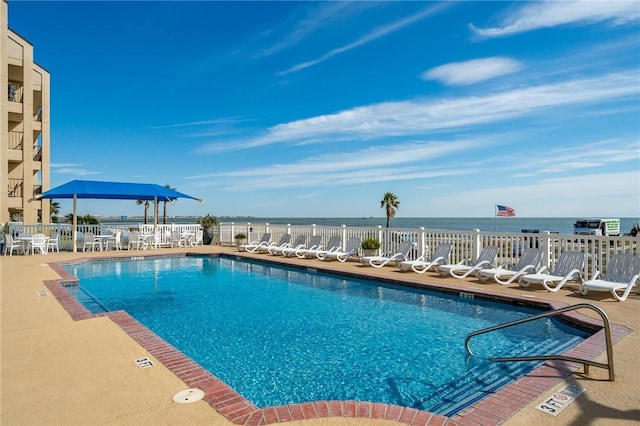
[465,303,615,381]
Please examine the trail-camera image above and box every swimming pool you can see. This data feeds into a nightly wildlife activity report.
[64,255,590,416]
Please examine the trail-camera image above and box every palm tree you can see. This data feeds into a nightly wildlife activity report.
[163,184,176,224]
[136,200,150,224]
[50,201,60,223]
[380,192,400,228]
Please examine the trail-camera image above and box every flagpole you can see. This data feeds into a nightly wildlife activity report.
[494,204,497,232]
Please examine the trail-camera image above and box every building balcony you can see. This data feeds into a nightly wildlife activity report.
[8,130,23,150]
[8,82,23,102]
[8,179,23,198]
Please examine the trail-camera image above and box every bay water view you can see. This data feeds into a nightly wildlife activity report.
[103,217,640,235]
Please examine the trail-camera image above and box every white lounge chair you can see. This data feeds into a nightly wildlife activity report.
[437,246,499,279]
[301,235,341,259]
[282,235,321,257]
[260,234,291,254]
[579,254,640,302]
[271,234,306,256]
[519,250,585,292]
[238,233,271,252]
[399,243,452,273]
[323,237,361,262]
[477,248,543,286]
[360,241,414,268]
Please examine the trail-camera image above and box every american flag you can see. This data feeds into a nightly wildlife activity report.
[496,205,516,217]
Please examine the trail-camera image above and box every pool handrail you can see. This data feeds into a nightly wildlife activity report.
[464,303,615,381]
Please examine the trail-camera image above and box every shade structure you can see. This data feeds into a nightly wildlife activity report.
[36,180,203,252]
[38,180,201,201]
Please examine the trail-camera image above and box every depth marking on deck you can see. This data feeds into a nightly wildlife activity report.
[134,357,155,368]
[459,292,474,299]
[536,383,585,416]
[37,289,48,297]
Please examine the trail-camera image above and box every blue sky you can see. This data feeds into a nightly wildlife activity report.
[9,1,640,219]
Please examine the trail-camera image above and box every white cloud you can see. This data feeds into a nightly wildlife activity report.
[501,139,640,176]
[190,139,483,190]
[435,170,640,217]
[256,2,377,57]
[422,57,523,86]
[470,1,640,38]
[51,163,101,176]
[200,71,639,152]
[150,117,255,129]
[278,3,450,75]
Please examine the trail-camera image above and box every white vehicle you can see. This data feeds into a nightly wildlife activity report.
[573,218,620,236]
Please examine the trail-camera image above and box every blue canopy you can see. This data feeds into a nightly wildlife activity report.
[36,180,203,252]
[37,179,201,202]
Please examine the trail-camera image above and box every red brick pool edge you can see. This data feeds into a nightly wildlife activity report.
[45,260,631,426]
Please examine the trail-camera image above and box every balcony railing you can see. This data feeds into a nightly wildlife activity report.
[33,145,42,161]
[8,131,23,150]
[8,179,23,198]
[33,184,42,197]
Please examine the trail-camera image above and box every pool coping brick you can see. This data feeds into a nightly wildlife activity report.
[44,254,631,426]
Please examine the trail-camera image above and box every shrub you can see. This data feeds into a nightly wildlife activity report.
[197,214,218,231]
[361,237,381,250]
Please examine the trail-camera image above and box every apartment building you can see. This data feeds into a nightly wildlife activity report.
[1,0,50,224]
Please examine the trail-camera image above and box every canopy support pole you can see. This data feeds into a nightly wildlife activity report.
[72,194,78,253]
[153,196,158,232]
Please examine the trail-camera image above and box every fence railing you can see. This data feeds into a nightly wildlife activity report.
[5,221,638,278]
[7,223,204,251]
[219,222,639,279]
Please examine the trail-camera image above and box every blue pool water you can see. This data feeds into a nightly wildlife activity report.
[64,255,589,415]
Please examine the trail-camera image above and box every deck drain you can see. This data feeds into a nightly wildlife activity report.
[173,388,205,404]
[134,357,154,368]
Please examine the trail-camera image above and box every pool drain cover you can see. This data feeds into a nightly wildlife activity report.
[173,388,205,404]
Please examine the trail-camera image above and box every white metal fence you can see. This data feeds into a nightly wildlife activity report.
[220,222,639,279]
[4,221,638,279]
[6,223,203,251]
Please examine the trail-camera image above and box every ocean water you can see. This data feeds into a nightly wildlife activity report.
[218,217,639,235]
[103,217,639,235]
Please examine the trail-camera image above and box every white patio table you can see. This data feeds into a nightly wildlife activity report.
[93,235,113,251]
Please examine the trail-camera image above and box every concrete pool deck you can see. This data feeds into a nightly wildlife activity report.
[1,245,638,425]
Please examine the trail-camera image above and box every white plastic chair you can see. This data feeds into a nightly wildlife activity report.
[27,234,47,255]
[303,236,341,259]
[81,232,99,252]
[128,231,143,250]
[519,251,585,292]
[46,233,60,253]
[477,248,543,285]
[399,243,452,274]
[238,233,271,252]
[4,234,23,256]
[105,230,122,250]
[322,237,362,262]
[361,240,414,268]
[579,254,640,302]
[195,230,204,246]
[437,246,500,279]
